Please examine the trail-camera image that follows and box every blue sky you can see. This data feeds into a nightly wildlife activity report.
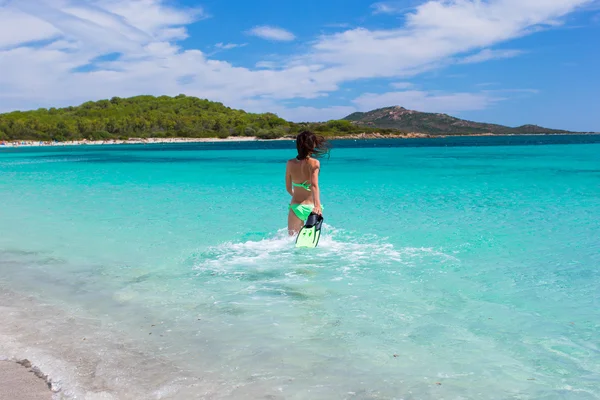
[0,0,598,131]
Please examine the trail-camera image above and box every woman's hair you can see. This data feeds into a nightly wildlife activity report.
[296,130,329,160]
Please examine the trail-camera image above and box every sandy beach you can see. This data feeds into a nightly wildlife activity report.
[0,136,264,148]
[0,361,51,400]
[0,132,440,148]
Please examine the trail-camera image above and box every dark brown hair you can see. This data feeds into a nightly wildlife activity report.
[296,130,329,160]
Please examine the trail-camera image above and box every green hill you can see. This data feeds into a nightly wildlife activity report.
[0,95,295,141]
[344,106,573,135]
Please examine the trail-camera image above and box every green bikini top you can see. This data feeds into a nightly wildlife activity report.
[292,181,311,191]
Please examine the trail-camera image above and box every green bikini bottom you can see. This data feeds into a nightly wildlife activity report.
[289,204,323,221]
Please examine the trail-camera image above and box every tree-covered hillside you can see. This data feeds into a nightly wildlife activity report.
[0,95,288,141]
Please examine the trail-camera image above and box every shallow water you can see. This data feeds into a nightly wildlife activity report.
[1,136,599,399]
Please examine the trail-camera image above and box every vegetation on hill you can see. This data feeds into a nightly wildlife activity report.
[0,95,392,142]
[0,97,575,142]
[344,106,573,135]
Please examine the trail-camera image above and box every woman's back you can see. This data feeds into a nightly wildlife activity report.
[287,158,317,203]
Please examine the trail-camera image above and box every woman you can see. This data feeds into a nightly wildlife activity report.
[285,131,328,235]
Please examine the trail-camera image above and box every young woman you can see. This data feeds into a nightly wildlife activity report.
[285,131,329,235]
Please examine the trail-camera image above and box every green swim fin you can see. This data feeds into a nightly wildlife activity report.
[295,213,324,248]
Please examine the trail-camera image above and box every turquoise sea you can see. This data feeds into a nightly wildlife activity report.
[1,135,599,399]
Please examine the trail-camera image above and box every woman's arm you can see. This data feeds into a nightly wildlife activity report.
[285,161,293,196]
[310,159,323,214]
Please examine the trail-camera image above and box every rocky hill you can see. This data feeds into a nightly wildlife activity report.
[344,106,572,135]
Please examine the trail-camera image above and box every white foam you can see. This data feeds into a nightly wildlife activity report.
[191,225,455,281]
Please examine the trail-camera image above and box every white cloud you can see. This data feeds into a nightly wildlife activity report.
[371,2,399,14]
[101,0,204,31]
[215,42,247,50]
[0,0,593,119]
[460,48,525,64]
[255,61,278,69]
[246,25,295,41]
[370,1,420,15]
[304,0,592,83]
[0,8,60,49]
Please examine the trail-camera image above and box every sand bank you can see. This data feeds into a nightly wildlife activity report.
[0,361,51,400]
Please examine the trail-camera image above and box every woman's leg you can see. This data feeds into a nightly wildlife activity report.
[288,209,304,236]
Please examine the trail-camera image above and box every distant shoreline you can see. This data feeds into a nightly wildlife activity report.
[0,136,265,148]
[1,132,597,148]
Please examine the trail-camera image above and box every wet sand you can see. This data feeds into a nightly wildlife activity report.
[0,361,51,400]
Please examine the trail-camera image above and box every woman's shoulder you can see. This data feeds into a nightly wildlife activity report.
[308,158,320,166]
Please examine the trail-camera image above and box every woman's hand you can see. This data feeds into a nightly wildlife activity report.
[313,205,323,215]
